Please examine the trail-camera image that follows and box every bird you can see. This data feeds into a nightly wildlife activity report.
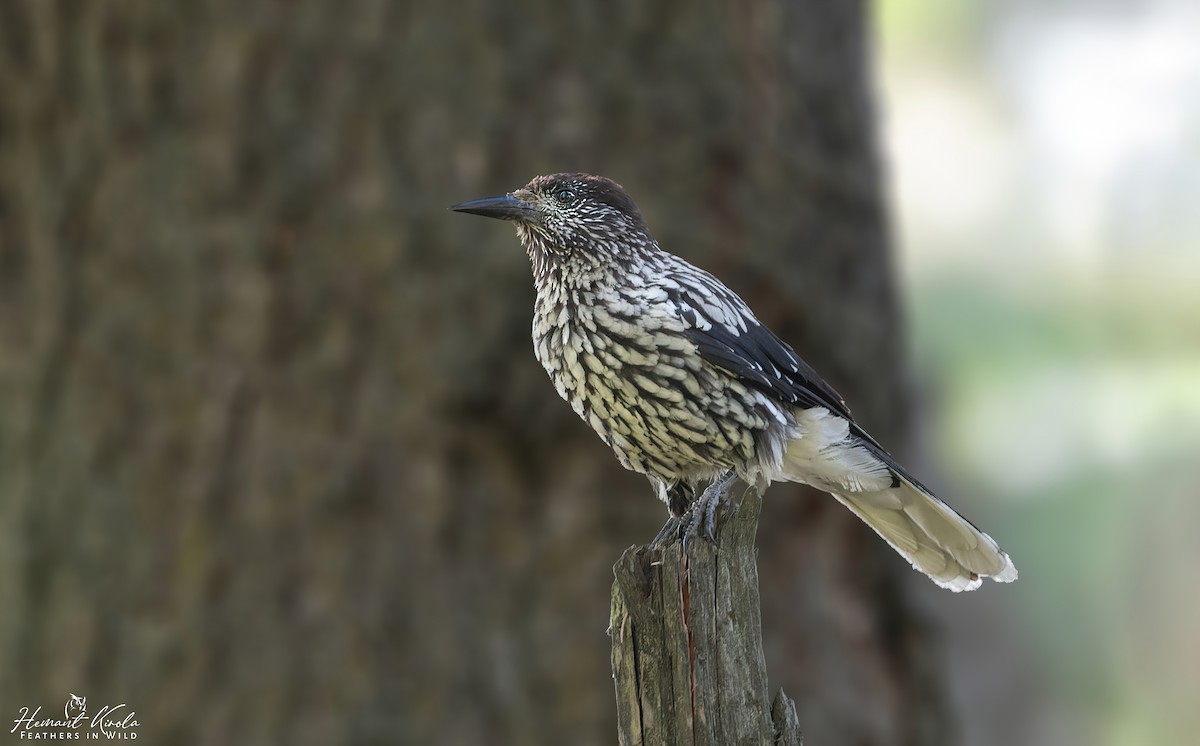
[451,173,1017,592]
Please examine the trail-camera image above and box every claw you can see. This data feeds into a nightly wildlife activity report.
[679,470,738,551]
[651,515,683,547]
[702,490,721,541]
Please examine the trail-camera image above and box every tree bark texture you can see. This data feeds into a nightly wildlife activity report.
[610,489,803,746]
[0,1,946,745]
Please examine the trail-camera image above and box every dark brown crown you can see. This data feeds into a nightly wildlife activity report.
[525,173,645,228]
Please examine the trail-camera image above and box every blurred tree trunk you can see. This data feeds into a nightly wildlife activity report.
[0,1,946,745]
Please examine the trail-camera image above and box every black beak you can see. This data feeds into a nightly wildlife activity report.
[450,193,537,221]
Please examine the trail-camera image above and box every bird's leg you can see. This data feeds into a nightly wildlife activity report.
[667,481,694,519]
[651,482,694,546]
[650,517,681,547]
[681,469,738,550]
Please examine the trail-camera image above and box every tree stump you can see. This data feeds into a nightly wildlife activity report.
[610,489,802,745]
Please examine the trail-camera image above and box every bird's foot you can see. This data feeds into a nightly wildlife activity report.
[666,481,694,520]
[650,516,683,547]
[680,470,739,552]
[650,481,694,547]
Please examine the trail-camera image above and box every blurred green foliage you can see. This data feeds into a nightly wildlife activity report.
[909,268,1200,746]
[879,1,1200,738]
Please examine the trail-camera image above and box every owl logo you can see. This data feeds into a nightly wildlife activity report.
[65,693,87,721]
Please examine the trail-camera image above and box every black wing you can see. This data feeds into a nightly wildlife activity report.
[664,272,853,421]
[666,268,925,491]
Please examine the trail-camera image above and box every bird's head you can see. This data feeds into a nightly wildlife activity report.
[452,173,654,274]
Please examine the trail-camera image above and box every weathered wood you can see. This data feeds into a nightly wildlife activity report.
[610,489,802,745]
[772,690,803,746]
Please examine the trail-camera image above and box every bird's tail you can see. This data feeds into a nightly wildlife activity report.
[778,409,1016,591]
[827,477,1017,591]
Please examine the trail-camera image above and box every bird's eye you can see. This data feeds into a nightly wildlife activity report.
[555,188,578,204]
